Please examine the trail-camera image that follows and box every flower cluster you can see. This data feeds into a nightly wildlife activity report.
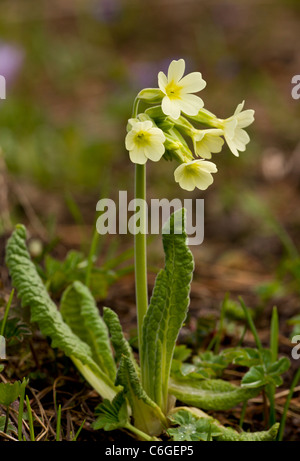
[125,59,255,191]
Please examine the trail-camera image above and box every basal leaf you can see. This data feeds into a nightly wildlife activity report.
[5,225,118,401]
[169,408,279,441]
[104,309,166,436]
[116,355,167,436]
[141,209,194,414]
[169,377,260,410]
[60,282,116,381]
[103,307,139,374]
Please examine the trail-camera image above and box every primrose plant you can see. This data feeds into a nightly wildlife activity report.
[5,59,283,441]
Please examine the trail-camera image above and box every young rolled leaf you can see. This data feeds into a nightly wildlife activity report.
[168,377,261,411]
[5,225,119,401]
[60,282,116,381]
[103,307,139,374]
[141,209,194,414]
[116,355,167,436]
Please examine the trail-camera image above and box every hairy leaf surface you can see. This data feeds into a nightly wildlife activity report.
[169,377,260,410]
[141,209,194,413]
[169,408,279,441]
[5,225,118,401]
[103,307,139,373]
[60,282,116,381]
[116,355,167,436]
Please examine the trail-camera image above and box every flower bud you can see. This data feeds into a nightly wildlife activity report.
[137,88,164,104]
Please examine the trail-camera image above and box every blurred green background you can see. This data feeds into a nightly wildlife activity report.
[1,0,300,259]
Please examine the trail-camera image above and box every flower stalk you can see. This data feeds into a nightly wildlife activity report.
[134,163,148,351]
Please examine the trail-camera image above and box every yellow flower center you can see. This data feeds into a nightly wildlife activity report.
[165,80,183,100]
[184,163,199,178]
[134,130,151,147]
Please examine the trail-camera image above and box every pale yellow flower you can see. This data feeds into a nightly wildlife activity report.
[158,59,206,120]
[220,101,255,157]
[174,160,218,191]
[192,129,224,159]
[125,120,166,165]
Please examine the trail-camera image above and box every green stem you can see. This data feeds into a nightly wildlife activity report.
[56,404,62,441]
[0,289,14,337]
[26,395,35,441]
[124,422,158,441]
[277,367,300,441]
[132,97,149,353]
[85,228,99,287]
[134,163,148,351]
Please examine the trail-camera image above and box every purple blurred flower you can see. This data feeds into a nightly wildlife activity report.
[0,43,24,85]
[92,0,122,23]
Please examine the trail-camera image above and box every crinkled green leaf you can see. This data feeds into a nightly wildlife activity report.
[104,307,166,435]
[116,355,167,436]
[60,282,116,381]
[169,377,260,410]
[103,307,139,374]
[169,408,279,441]
[5,225,118,401]
[0,381,21,406]
[141,209,194,414]
[92,391,128,431]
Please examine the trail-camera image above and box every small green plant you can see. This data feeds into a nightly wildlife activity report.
[5,58,287,441]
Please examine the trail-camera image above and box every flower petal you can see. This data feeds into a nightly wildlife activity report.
[158,71,168,93]
[193,170,214,190]
[144,143,165,162]
[162,96,181,119]
[179,93,204,116]
[196,160,218,173]
[236,109,255,128]
[129,147,148,164]
[234,101,245,115]
[225,135,239,157]
[125,130,136,150]
[167,59,185,83]
[180,72,207,93]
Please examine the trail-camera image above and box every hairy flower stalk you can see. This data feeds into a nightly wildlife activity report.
[125,59,255,431]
